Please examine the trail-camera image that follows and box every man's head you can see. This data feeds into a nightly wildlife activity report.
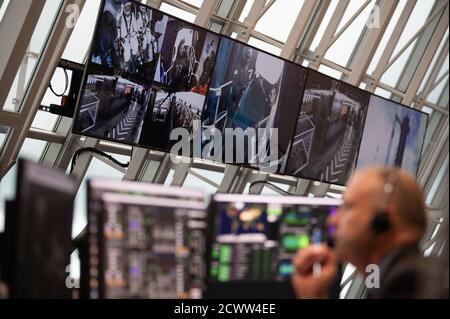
[329,166,427,271]
[139,6,147,16]
[124,2,132,16]
[243,48,253,64]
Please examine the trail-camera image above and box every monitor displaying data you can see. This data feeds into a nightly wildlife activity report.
[4,159,76,298]
[356,95,428,176]
[207,194,340,283]
[285,70,370,185]
[87,180,208,299]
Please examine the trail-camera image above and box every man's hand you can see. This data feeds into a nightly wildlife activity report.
[291,244,339,299]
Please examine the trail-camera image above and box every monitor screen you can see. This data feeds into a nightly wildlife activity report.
[90,0,166,82]
[285,70,370,185]
[86,180,208,299]
[355,95,428,176]
[138,18,219,151]
[74,73,152,144]
[200,37,308,173]
[4,159,76,298]
[72,0,219,153]
[73,0,165,143]
[207,194,340,283]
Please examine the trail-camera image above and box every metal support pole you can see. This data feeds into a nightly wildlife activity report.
[122,148,149,181]
[194,0,220,27]
[236,0,266,42]
[280,0,320,60]
[0,0,87,179]
[0,0,46,107]
[346,0,398,85]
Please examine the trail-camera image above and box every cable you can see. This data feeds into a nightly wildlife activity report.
[70,147,130,174]
[248,180,294,196]
[49,68,69,97]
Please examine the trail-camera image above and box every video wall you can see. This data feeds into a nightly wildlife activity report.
[72,0,429,185]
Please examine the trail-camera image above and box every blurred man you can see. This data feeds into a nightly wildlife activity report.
[228,47,255,119]
[172,39,190,91]
[117,2,139,71]
[292,166,447,299]
[136,6,152,61]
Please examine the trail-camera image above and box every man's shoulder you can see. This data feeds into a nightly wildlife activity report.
[382,250,425,292]
[370,246,444,299]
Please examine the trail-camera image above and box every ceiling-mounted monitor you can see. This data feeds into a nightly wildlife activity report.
[72,0,219,153]
[138,17,220,151]
[355,95,428,176]
[285,70,370,185]
[200,37,308,174]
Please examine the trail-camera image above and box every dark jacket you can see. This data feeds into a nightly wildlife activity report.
[366,244,447,299]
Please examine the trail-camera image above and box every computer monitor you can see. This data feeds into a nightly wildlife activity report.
[200,37,308,174]
[355,95,429,176]
[285,69,370,185]
[205,194,341,298]
[3,159,76,298]
[85,179,208,299]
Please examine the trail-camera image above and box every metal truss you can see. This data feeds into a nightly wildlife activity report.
[0,0,448,299]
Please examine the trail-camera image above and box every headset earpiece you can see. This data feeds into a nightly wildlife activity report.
[371,211,390,234]
[371,169,398,235]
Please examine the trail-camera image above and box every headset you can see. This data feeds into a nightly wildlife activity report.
[325,169,400,249]
[371,169,399,234]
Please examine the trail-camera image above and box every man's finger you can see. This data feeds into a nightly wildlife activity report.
[293,245,330,274]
